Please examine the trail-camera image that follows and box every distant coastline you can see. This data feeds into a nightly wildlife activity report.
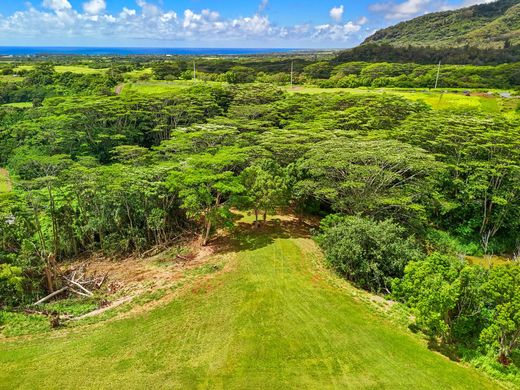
[0,46,320,57]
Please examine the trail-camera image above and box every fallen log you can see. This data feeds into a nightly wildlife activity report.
[69,288,91,298]
[33,287,68,306]
[63,277,93,296]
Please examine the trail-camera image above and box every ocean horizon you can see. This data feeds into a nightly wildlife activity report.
[0,46,313,56]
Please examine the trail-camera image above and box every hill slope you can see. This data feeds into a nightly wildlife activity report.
[0,228,499,389]
[364,0,520,49]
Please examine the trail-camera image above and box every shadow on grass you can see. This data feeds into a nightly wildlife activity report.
[213,217,314,254]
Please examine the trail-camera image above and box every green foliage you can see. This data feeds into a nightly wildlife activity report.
[395,253,520,364]
[240,159,288,224]
[480,265,520,363]
[316,215,422,292]
[303,61,332,79]
[295,138,440,223]
[394,110,520,252]
[225,66,257,84]
[167,146,248,244]
[43,298,99,316]
[151,62,182,80]
[0,310,50,337]
[0,264,24,306]
[393,254,487,344]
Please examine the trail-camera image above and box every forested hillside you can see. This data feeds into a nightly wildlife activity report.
[364,0,520,49]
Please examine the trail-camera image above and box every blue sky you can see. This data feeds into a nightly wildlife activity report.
[0,0,493,48]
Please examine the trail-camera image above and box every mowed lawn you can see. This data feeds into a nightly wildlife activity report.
[0,232,500,389]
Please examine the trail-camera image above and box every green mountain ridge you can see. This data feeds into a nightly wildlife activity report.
[364,0,520,49]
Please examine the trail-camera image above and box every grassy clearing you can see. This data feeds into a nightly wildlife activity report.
[286,86,515,114]
[392,91,503,113]
[124,67,153,80]
[12,65,33,72]
[466,255,512,267]
[12,65,105,74]
[54,66,107,74]
[2,102,32,108]
[0,75,24,83]
[0,223,500,389]
[0,168,11,192]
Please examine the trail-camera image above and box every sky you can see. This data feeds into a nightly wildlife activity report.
[0,0,496,48]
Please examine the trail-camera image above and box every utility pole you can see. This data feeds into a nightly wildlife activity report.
[290,61,294,88]
[193,60,196,84]
[434,60,441,89]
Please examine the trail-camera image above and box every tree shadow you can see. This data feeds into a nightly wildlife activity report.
[212,216,315,254]
[426,338,461,362]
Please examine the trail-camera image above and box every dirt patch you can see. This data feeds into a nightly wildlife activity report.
[114,84,124,95]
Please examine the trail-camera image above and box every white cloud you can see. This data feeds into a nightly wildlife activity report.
[83,0,106,15]
[258,0,269,13]
[330,5,344,22]
[357,16,369,25]
[0,2,367,46]
[462,0,495,5]
[42,0,72,11]
[314,21,361,40]
[369,0,433,19]
[369,0,494,20]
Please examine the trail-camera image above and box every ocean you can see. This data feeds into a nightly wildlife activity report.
[0,47,302,56]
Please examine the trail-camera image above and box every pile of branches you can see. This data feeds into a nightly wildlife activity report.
[33,264,108,306]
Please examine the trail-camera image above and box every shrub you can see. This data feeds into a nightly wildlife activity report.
[0,263,24,307]
[315,215,421,293]
[393,253,487,344]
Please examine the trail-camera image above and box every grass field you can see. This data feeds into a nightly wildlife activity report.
[0,168,11,192]
[54,66,107,74]
[0,222,500,389]
[285,86,516,114]
[2,102,32,108]
[0,75,24,83]
[12,65,106,74]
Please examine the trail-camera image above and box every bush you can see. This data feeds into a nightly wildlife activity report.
[393,253,487,344]
[315,215,421,293]
[0,263,24,307]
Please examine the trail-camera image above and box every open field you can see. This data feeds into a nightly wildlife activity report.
[285,86,517,114]
[0,75,24,82]
[124,67,153,80]
[12,65,106,74]
[0,222,500,389]
[2,102,32,108]
[0,168,11,192]
[54,66,107,74]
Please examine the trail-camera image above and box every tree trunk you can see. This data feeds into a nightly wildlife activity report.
[263,211,267,224]
[254,208,259,228]
[203,219,212,246]
[47,185,60,258]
